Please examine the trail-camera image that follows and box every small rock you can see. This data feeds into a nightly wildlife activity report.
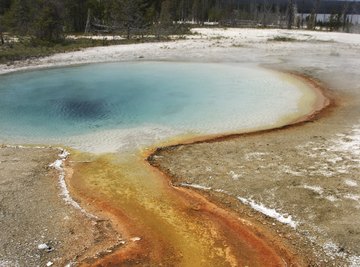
[38,243,49,250]
[46,261,53,267]
[130,237,141,242]
[38,243,54,252]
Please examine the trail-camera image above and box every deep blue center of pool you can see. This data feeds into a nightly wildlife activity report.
[0,62,303,141]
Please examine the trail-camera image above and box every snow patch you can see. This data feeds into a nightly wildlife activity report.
[330,123,360,157]
[0,260,19,267]
[345,179,358,187]
[349,255,360,267]
[327,156,343,164]
[59,149,70,159]
[344,194,360,202]
[237,196,298,229]
[49,149,98,220]
[244,152,269,161]
[179,183,212,191]
[37,243,50,250]
[303,185,324,195]
[322,241,360,265]
[228,171,241,180]
[325,195,339,202]
[66,35,125,41]
[280,165,304,176]
[214,188,231,194]
[49,159,63,171]
[323,241,347,260]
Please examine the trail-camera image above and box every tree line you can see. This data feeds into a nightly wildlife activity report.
[0,0,359,44]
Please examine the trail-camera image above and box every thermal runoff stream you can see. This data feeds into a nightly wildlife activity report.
[0,62,320,266]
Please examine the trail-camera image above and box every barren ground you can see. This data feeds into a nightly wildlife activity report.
[1,28,360,266]
[0,146,120,266]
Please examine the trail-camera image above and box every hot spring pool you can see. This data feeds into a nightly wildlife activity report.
[0,62,316,152]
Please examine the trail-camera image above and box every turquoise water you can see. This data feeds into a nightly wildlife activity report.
[0,62,310,151]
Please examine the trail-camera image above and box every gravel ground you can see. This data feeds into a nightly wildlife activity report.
[0,146,120,267]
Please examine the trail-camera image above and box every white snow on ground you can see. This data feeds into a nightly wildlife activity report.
[49,149,98,220]
[130,237,141,242]
[179,183,212,191]
[325,195,339,202]
[59,149,70,159]
[280,164,304,176]
[323,241,347,260]
[244,152,269,161]
[349,255,360,267]
[344,194,360,202]
[1,28,360,76]
[345,179,358,187]
[293,123,360,179]
[66,35,125,41]
[192,28,360,44]
[237,196,298,229]
[322,241,360,266]
[303,185,324,195]
[319,241,360,266]
[0,260,19,267]
[49,159,63,171]
[228,171,242,180]
[330,123,360,157]
[214,188,231,194]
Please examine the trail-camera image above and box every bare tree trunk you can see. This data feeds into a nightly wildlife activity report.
[261,0,272,27]
[0,32,4,45]
[309,0,320,30]
[85,8,91,34]
[127,23,131,40]
[287,0,294,29]
[342,1,350,32]
[301,0,305,28]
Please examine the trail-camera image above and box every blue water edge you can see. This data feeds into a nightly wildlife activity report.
[0,62,304,146]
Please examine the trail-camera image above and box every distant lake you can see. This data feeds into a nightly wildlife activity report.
[301,13,360,24]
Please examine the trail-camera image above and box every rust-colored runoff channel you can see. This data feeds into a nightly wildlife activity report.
[67,151,304,267]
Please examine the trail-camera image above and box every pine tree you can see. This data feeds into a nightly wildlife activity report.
[5,0,33,35]
[64,0,88,32]
[118,0,147,39]
[32,0,65,42]
[287,0,295,29]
